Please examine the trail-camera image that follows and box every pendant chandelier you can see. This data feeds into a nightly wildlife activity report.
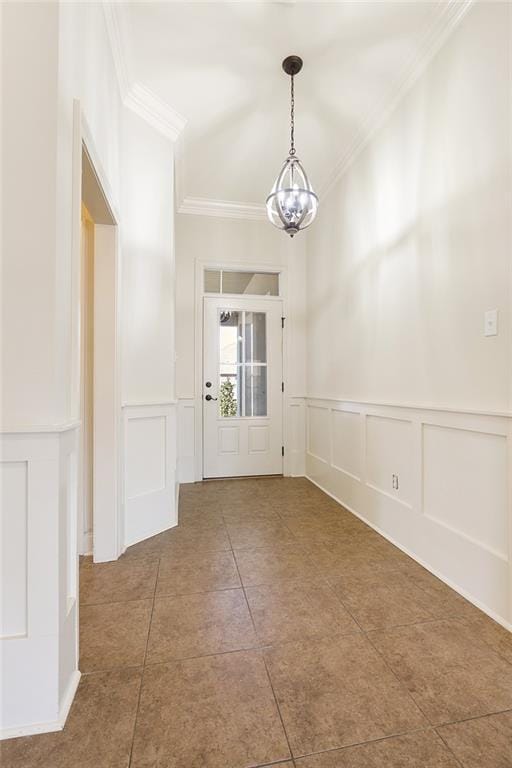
[266,55,318,238]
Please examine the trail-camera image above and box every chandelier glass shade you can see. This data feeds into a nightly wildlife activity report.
[266,155,318,237]
[266,55,318,237]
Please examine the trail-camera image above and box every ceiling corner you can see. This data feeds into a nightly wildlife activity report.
[102,0,187,144]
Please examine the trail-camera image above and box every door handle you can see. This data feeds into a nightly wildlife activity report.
[205,394,218,401]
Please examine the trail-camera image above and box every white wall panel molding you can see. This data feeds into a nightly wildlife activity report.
[365,415,414,510]
[177,398,197,484]
[306,404,330,465]
[0,420,81,435]
[122,402,177,548]
[305,396,512,421]
[285,397,306,478]
[122,399,178,408]
[0,429,80,738]
[177,396,306,484]
[305,397,512,630]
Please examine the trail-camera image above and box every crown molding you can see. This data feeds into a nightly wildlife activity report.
[178,196,267,221]
[319,0,475,198]
[102,2,187,143]
[125,83,187,143]
[102,1,130,100]
[103,0,473,213]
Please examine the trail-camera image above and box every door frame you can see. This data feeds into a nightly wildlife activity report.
[202,295,284,479]
[193,259,291,482]
[72,101,122,562]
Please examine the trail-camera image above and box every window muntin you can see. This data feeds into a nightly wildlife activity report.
[218,310,267,418]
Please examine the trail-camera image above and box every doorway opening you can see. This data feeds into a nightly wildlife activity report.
[79,203,94,554]
[79,142,119,562]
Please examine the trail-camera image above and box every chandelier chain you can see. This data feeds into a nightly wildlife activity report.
[290,74,296,156]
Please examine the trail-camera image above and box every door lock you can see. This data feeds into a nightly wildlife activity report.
[205,381,212,388]
[205,394,218,401]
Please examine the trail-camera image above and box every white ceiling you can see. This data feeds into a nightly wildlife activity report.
[115,1,452,207]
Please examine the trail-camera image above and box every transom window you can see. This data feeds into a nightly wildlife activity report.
[204,269,279,296]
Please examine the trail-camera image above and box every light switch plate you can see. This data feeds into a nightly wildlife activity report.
[484,309,498,337]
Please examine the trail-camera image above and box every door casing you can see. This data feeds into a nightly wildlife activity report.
[193,260,291,481]
[74,102,122,563]
[202,296,284,478]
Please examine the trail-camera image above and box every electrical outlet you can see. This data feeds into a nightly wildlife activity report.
[392,474,399,490]
[484,309,498,336]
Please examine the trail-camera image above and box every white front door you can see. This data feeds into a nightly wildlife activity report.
[203,297,283,478]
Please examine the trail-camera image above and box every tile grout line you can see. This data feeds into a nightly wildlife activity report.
[227,520,296,765]
[288,725,445,763]
[362,623,436,727]
[127,552,161,768]
[297,570,454,745]
[434,727,467,768]
[86,481,511,767]
[245,509,441,737]
[434,705,512,730]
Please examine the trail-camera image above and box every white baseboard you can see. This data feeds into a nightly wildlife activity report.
[1,670,81,741]
[306,473,512,633]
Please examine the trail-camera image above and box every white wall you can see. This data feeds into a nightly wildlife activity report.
[1,1,177,737]
[2,2,61,428]
[304,2,512,627]
[121,111,175,406]
[119,110,178,548]
[176,214,306,400]
[175,213,307,480]
[306,2,511,413]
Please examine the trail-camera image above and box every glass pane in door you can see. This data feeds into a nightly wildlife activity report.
[219,366,241,417]
[244,365,267,416]
[244,312,266,363]
[219,311,242,417]
[217,309,268,418]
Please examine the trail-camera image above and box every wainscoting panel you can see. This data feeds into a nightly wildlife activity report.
[125,416,166,499]
[1,461,28,638]
[366,415,414,507]
[305,398,512,629]
[307,404,330,464]
[0,426,80,739]
[286,397,306,477]
[177,397,306,482]
[423,424,508,559]
[332,408,362,481]
[122,403,177,548]
[177,399,196,483]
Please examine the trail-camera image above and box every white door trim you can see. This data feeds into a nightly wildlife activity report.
[202,296,284,478]
[73,101,123,562]
[193,259,290,482]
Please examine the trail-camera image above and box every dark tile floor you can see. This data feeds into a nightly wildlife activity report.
[3,477,512,767]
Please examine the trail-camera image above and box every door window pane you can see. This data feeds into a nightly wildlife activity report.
[219,311,242,417]
[244,366,267,417]
[219,311,242,365]
[217,309,268,418]
[244,312,266,363]
[219,367,241,417]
